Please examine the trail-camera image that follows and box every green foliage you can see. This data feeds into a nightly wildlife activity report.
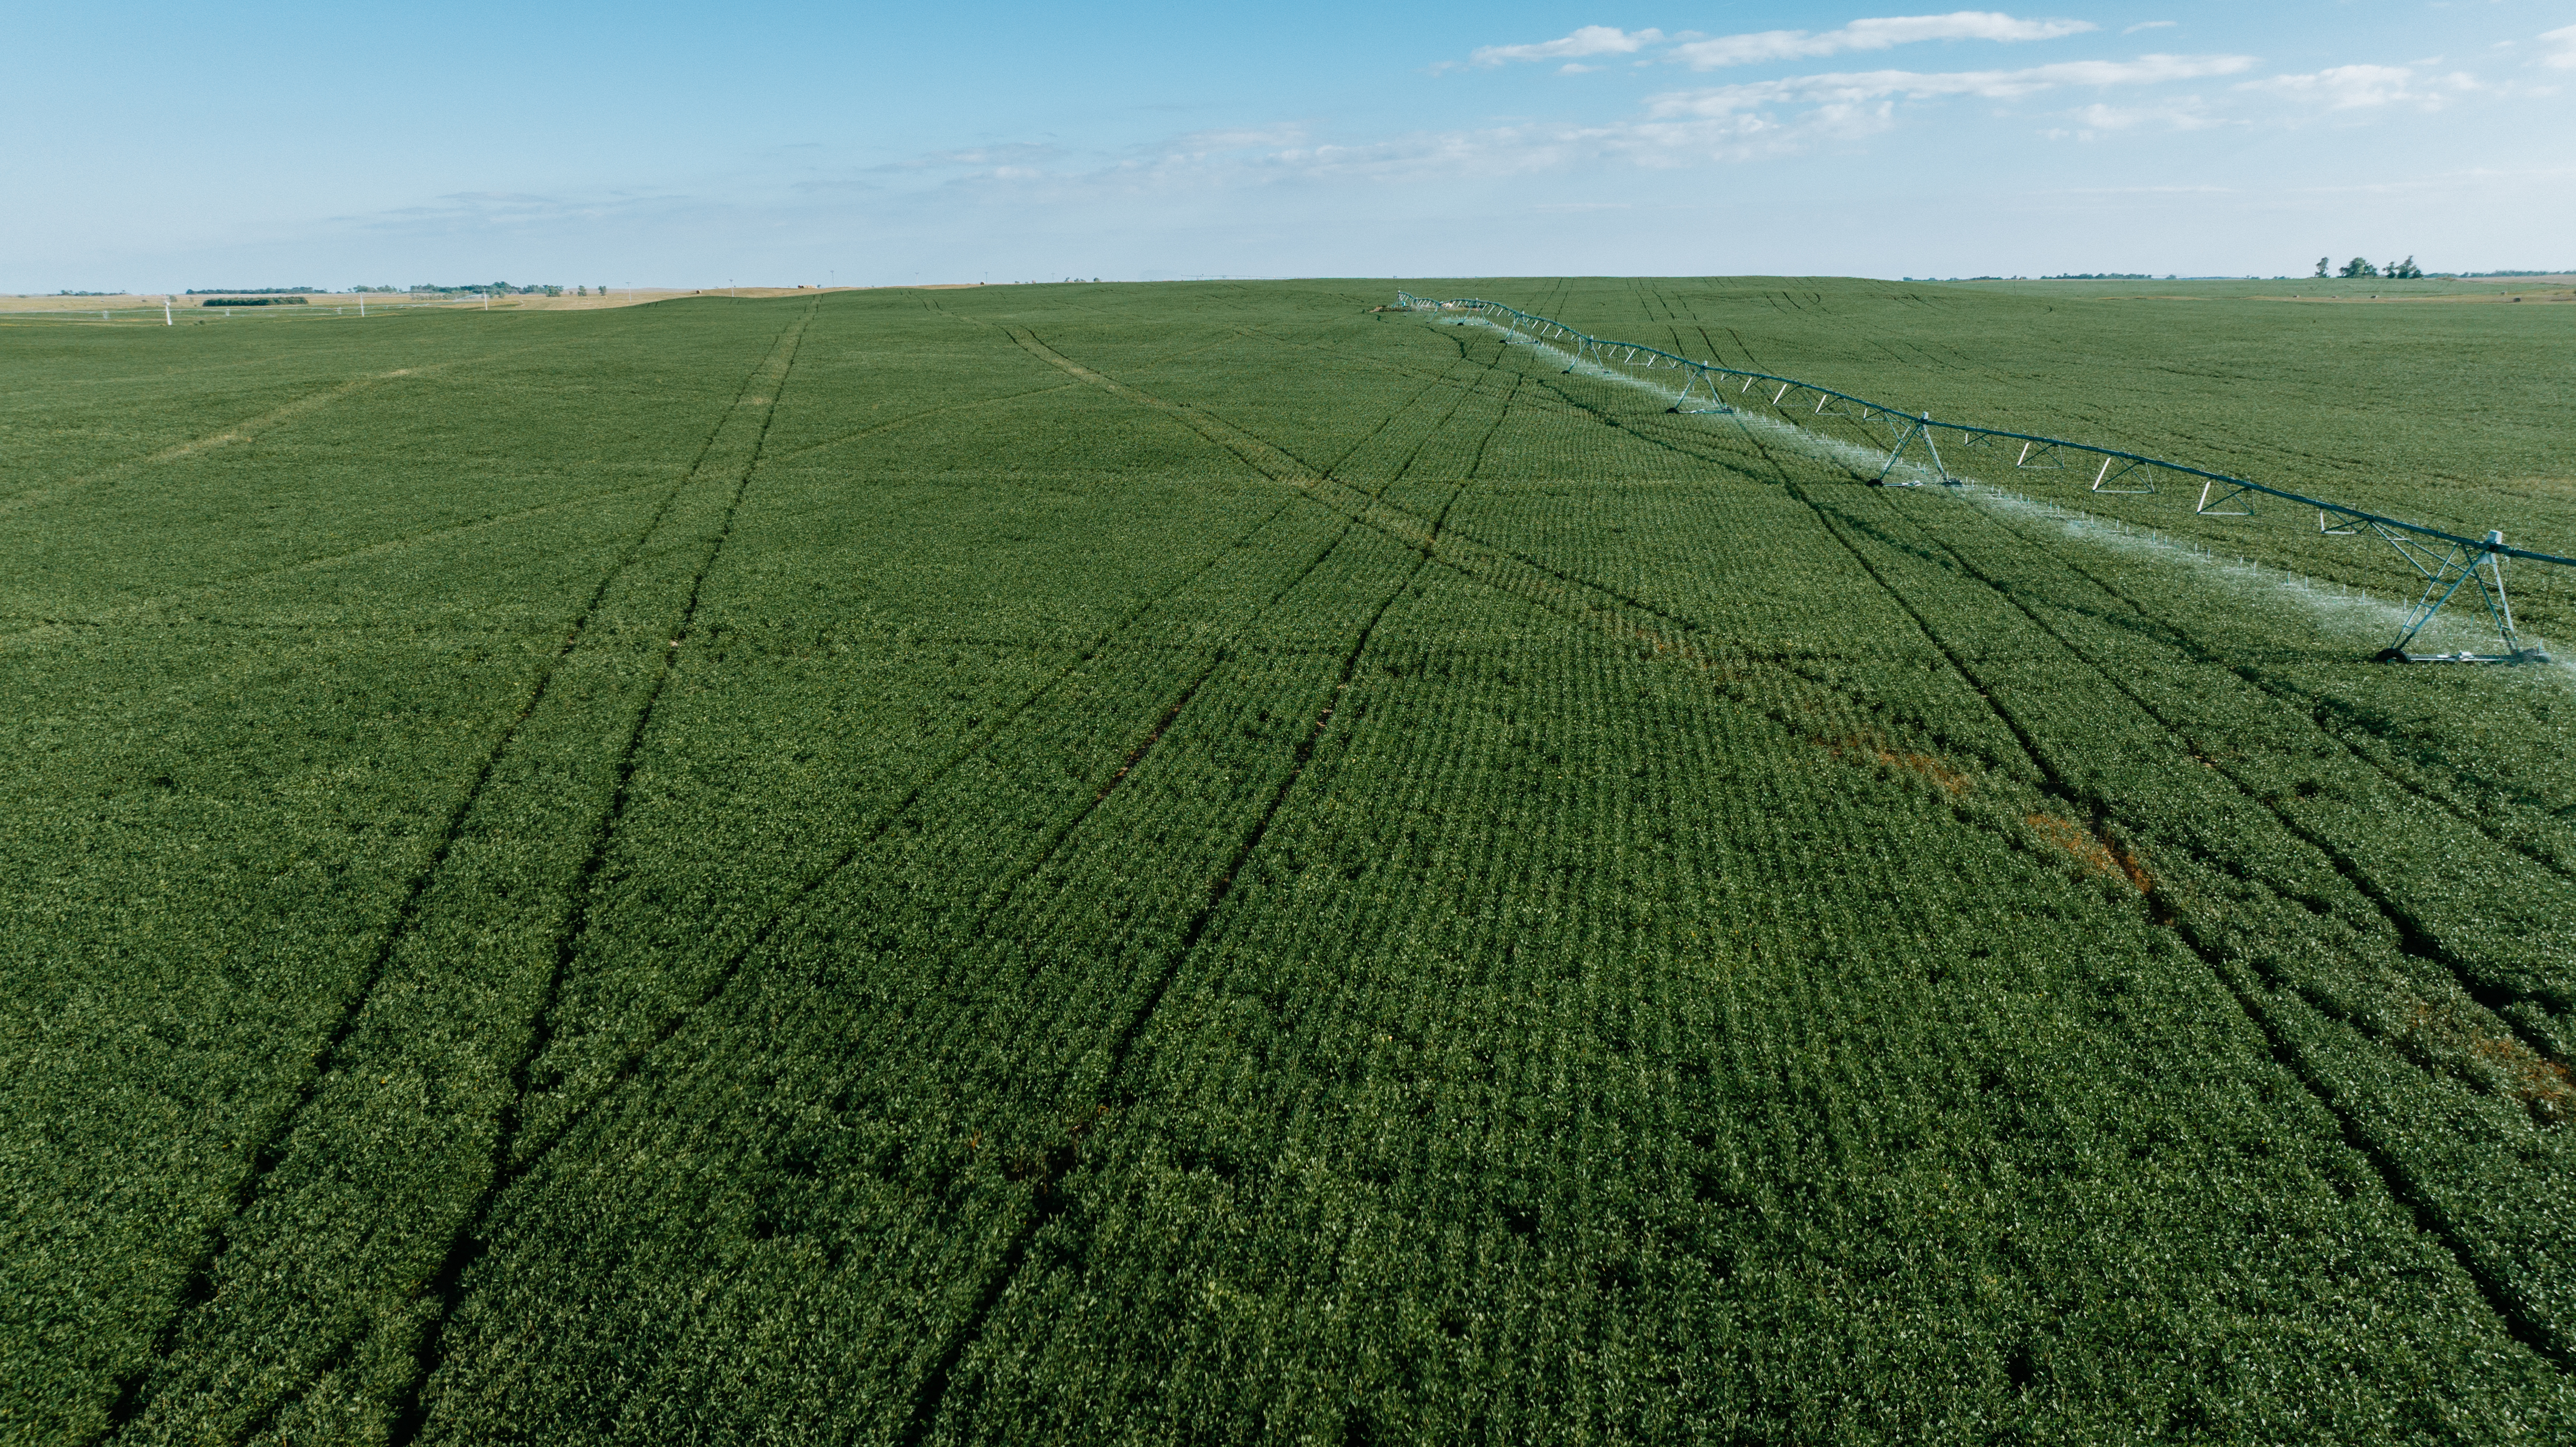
[3,280,2573,1444]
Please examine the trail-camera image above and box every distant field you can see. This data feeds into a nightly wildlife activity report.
[0,287,841,319]
[5,279,2573,1444]
[1937,275,2576,302]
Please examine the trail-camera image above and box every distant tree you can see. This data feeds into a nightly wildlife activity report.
[2388,255,2424,279]
[2315,256,2330,277]
[2340,256,2379,278]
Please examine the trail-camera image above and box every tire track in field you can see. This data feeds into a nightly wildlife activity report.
[1389,362,2574,1371]
[998,327,1327,483]
[1150,349,2004,778]
[1498,297,2562,642]
[475,331,1492,1177]
[1412,325,2038,761]
[464,490,1321,1202]
[1936,500,2576,1013]
[0,340,571,517]
[0,479,673,641]
[916,352,1496,932]
[763,381,1080,464]
[999,322,1530,501]
[827,305,1482,940]
[92,306,815,1447]
[0,368,425,513]
[898,559,1429,1446]
[1975,485,2576,853]
[1,316,715,514]
[1387,345,1513,493]
[1735,446,2574,1371]
[1172,317,2567,1371]
[1662,285,1762,375]
[376,332,1494,1421]
[372,297,819,1445]
[988,279,1470,393]
[5,385,1092,645]
[1317,328,1985,748]
[847,324,1515,1441]
[923,296,1345,392]
[1966,511,2576,868]
[382,334,1485,1440]
[1655,284,1764,375]
[935,526,1371,958]
[992,327,2003,837]
[1288,342,1488,483]
[1455,316,2576,999]
[1826,485,2574,1066]
[895,501,1457,1447]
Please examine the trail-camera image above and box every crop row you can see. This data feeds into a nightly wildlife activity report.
[11,283,2573,1443]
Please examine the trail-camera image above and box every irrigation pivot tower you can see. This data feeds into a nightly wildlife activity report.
[1397,293,2562,666]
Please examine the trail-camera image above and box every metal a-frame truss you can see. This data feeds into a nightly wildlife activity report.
[1396,293,2563,665]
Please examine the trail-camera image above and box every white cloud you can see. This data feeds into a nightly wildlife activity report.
[1458,25,1664,69]
[2061,99,2222,132]
[1649,53,2256,115]
[1673,11,2095,70]
[1171,125,1309,150]
[2244,64,2475,111]
[2541,24,2576,70]
[340,189,701,236]
[872,142,1071,173]
[2123,21,2176,35]
[1210,112,1833,179]
[1027,100,1910,190]
[846,43,2497,208]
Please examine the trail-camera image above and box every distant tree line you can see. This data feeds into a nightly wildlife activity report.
[2042,273,2153,280]
[184,287,318,295]
[197,297,307,306]
[2313,256,2426,279]
[407,282,567,297]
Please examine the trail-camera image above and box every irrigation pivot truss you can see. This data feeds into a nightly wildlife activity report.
[1397,292,2569,666]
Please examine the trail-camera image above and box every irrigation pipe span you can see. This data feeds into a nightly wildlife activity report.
[1397,292,2565,665]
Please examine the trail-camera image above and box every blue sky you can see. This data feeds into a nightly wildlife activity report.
[7,1,2572,289]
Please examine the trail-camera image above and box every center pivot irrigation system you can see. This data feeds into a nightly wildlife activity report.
[1397,293,2568,666]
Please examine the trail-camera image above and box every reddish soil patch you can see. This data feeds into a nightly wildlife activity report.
[2026,813,2153,893]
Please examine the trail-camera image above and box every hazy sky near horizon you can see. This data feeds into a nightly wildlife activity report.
[8,1,2573,290]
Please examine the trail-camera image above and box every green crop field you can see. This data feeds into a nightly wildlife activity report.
[5,277,2575,1445]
